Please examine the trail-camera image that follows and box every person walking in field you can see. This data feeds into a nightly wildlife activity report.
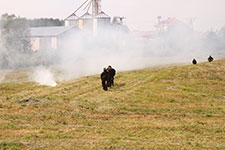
[101,68,110,91]
[107,65,116,87]
[208,55,214,62]
[192,59,197,65]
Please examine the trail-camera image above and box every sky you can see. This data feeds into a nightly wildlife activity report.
[0,0,225,31]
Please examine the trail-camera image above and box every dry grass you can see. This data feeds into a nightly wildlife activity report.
[0,60,225,149]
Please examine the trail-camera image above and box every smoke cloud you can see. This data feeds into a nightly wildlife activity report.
[32,66,57,87]
[52,25,224,80]
[0,21,225,86]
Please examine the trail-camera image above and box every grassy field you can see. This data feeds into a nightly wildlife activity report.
[0,60,225,150]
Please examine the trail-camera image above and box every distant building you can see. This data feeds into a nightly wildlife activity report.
[64,0,112,33]
[78,12,94,30]
[155,17,192,32]
[95,11,111,27]
[30,26,78,51]
[65,14,79,27]
[155,17,178,32]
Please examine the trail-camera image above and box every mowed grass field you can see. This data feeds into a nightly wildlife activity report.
[0,60,225,150]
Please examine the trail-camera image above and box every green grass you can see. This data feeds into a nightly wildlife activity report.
[0,60,225,149]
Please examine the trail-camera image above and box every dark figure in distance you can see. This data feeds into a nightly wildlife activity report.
[107,65,116,87]
[101,68,110,91]
[208,55,214,62]
[192,59,197,65]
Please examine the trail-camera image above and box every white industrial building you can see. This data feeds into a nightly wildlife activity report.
[64,0,111,31]
[30,26,78,51]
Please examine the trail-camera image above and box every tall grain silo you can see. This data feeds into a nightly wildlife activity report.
[65,14,79,27]
[95,11,111,27]
[93,11,111,34]
[79,12,93,30]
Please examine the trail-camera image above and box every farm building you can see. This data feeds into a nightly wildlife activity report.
[29,26,78,51]
[65,0,112,32]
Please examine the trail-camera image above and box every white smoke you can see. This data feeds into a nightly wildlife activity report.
[0,20,225,85]
[32,66,57,87]
[51,26,215,82]
[26,24,225,83]
[0,36,5,83]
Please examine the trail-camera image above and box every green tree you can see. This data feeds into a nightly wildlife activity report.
[0,13,31,69]
[1,13,31,53]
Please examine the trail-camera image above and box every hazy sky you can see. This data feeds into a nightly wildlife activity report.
[0,0,225,31]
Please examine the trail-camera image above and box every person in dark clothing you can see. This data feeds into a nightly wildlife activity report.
[107,65,116,87]
[208,55,214,62]
[101,68,110,91]
[192,59,197,65]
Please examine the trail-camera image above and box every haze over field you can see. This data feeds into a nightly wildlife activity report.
[0,25,224,85]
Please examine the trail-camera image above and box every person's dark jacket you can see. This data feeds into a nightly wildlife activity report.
[208,56,214,62]
[101,70,110,81]
[109,68,116,78]
[101,70,110,91]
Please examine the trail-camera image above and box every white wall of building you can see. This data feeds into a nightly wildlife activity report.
[51,37,57,49]
[30,37,58,51]
[30,37,40,51]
